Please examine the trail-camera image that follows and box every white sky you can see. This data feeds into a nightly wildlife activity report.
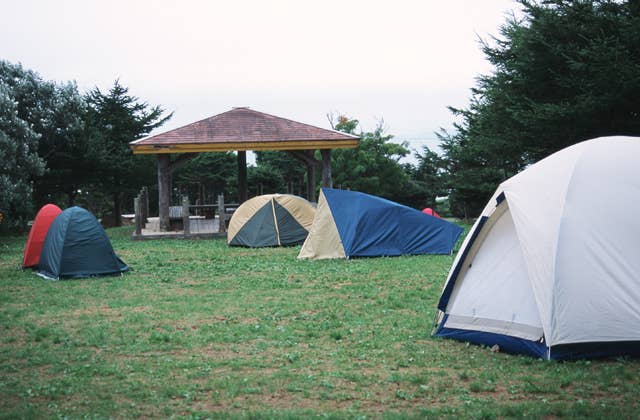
[1,0,518,161]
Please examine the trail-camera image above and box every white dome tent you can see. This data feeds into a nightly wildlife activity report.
[434,136,640,360]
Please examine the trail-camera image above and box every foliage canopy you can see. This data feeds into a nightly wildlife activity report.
[441,0,640,217]
[0,61,67,230]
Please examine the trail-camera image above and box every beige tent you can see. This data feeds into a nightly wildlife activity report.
[227,194,315,247]
[298,190,345,259]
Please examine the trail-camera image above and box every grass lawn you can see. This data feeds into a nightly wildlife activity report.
[1,226,639,418]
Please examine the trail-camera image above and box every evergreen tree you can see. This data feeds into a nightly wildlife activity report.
[442,0,640,217]
[413,146,448,211]
[85,81,171,225]
[247,163,287,196]
[253,150,307,195]
[174,152,237,202]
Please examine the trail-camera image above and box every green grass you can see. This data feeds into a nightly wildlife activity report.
[1,227,639,418]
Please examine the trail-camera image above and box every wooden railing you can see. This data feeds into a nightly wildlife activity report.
[134,189,237,236]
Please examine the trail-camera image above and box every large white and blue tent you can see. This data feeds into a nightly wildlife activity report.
[298,188,463,260]
[434,137,640,360]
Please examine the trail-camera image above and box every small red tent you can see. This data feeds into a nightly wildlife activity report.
[421,207,441,218]
[22,204,62,268]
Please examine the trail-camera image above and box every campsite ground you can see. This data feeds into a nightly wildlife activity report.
[1,227,639,418]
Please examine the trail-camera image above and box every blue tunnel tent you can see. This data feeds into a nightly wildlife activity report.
[298,188,463,259]
[38,206,129,280]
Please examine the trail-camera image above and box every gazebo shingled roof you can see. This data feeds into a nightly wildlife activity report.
[130,107,359,154]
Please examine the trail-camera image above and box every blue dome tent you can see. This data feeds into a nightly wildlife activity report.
[38,207,129,280]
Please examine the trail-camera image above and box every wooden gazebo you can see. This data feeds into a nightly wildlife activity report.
[129,107,359,232]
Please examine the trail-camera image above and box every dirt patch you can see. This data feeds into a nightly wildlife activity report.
[295,310,319,318]
[200,345,248,360]
[332,282,353,289]
[237,317,260,325]
[72,306,117,317]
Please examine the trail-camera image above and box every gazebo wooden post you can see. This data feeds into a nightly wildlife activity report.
[157,154,171,231]
[305,150,317,202]
[321,149,332,188]
[237,150,248,203]
[182,195,190,235]
[134,196,142,236]
[217,194,226,233]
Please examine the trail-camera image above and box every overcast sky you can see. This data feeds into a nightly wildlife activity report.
[2,0,518,160]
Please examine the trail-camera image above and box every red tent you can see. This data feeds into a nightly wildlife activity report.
[421,207,441,218]
[22,204,62,268]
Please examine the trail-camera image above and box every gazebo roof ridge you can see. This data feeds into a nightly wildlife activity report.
[221,107,361,140]
[129,106,253,146]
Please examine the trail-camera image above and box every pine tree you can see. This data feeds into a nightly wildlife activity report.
[85,80,171,226]
[442,0,640,217]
